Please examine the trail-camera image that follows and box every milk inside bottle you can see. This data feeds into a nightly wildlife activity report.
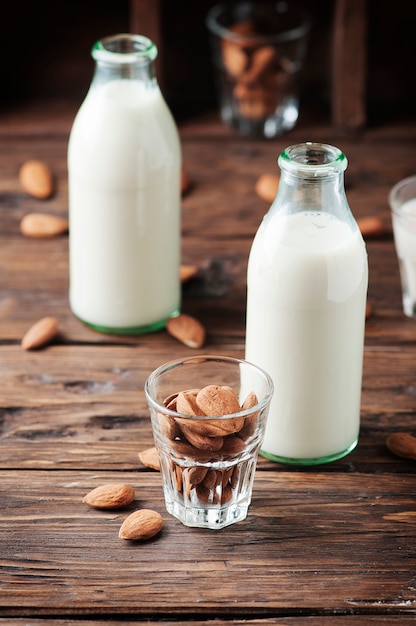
[68,34,181,334]
[245,143,368,465]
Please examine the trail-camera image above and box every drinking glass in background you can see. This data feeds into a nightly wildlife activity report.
[206,1,310,139]
[389,175,416,317]
[145,355,273,529]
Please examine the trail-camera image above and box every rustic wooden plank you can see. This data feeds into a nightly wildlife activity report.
[0,614,414,626]
[0,343,416,472]
[1,470,415,617]
[1,105,416,622]
[331,0,368,130]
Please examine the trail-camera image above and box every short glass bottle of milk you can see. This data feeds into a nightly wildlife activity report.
[245,142,368,465]
[68,34,181,334]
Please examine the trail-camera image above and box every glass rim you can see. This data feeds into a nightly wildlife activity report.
[144,354,274,421]
[206,3,310,44]
[92,33,158,65]
[278,142,348,176]
[389,175,416,216]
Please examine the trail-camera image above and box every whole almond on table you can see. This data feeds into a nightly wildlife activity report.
[181,169,192,195]
[166,313,206,349]
[386,432,416,461]
[138,446,160,471]
[119,509,163,541]
[255,173,280,202]
[357,216,386,238]
[83,483,135,509]
[21,316,59,350]
[20,212,69,238]
[19,159,54,199]
[180,264,198,283]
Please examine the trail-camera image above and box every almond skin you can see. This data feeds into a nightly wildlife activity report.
[255,173,280,202]
[119,509,163,541]
[180,264,198,282]
[19,159,54,199]
[166,313,206,349]
[138,447,160,471]
[21,316,58,350]
[20,212,68,238]
[181,169,192,195]
[196,385,242,418]
[386,432,416,461]
[83,483,135,509]
[357,216,386,238]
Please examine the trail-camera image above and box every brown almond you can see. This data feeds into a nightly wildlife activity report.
[221,40,248,77]
[240,45,276,85]
[366,302,373,318]
[176,391,206,417]
[83,483,135,509]
[166,313,206,349]
[195,385,244,435]
[119,509,163,541]
[255,173,280,202]
[196,385,241,418]
[239,390,259,439]
[181,169,192,195]
[21,316,59,350]
[19,159,54,199]
[357,216,386,238]
[180,264,198,282]
[220,434,247,455]
[138,447,160,471]
[179,423,224,451]
[20,212,68,238]
[386,432,416,461]
[186,466,209,486]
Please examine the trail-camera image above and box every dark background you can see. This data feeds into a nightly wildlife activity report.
[1,0,415,127]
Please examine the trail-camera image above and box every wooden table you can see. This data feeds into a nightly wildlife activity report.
[1,103,416,624]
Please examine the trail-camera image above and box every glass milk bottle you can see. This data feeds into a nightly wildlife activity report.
[68,34,181,334]
[245,142,368,465]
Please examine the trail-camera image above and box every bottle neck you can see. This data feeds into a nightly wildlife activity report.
[90,33,158,86]
[274,142,355,226]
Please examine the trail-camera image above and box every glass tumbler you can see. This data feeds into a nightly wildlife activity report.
[206,1,310,138]
[145,355,273,529]
[389,175,416,317]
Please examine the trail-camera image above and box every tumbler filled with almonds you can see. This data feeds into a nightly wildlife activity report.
[145,355,273,529]
[206,1,310,138]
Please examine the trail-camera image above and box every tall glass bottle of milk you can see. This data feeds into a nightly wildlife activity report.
[68,34,181,334]
[245,142,368,465]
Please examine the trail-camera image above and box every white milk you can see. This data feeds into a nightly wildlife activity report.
[246,211,368,462]
[68,79,181,331]
[391,198,416,317]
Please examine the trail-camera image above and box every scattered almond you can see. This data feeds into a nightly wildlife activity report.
[119,509,163,541]
[386,432,416,461]
[21,316,59,350]
[366,302,373,318]
[357,216,386,238]
[83,483,136,509]
[181,169,192,195]
[255,173,280,202]
[19,159,54,199]
[166,313,206,349]
[20,212,68,238]
[138,447,160,471]
[180,264,198,282]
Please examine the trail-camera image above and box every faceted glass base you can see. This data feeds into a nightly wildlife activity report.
[260,438,358,466]
[165,492,250,530]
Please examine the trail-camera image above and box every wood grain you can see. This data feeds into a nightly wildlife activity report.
[0,106,416,622]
